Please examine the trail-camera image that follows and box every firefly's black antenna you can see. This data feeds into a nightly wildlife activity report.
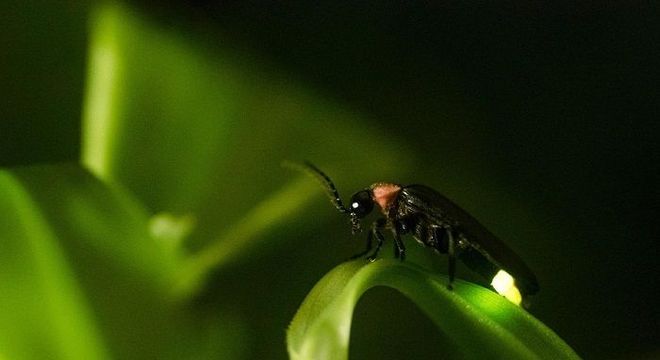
[283,160,349,214]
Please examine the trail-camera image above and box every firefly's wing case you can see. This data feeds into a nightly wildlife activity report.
[398,184,539,295]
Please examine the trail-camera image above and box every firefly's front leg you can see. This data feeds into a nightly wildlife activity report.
[366,218,386,262]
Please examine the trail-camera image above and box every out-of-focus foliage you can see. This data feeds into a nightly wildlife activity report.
[0,167,111,360]
[79,2,410,296]
[0,164,245,360]
[0,2,409,359]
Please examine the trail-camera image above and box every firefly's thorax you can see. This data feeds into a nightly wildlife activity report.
[370,183,402,214]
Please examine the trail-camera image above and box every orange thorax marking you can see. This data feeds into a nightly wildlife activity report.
[370,183,402,214]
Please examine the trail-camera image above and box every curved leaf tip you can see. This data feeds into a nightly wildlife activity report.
[287,259,579,360]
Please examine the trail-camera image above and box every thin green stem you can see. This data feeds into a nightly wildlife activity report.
[172,177,319,299]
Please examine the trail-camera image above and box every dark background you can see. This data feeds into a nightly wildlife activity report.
[2,1,658,359]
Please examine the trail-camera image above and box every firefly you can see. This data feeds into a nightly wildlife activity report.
[288,161,539,306]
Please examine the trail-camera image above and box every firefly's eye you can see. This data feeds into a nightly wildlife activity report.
[349,190,374,218]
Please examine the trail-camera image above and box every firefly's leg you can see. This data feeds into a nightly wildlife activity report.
[392,226,406,261]
[388,208,406,261]
[446,228,456,290]
[367,218,386,262]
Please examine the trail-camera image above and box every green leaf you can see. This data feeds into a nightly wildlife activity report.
[80,2,413,297]
[81,2,411,217]
[0,167,111,360]
[288,260,580,360]
[0,163,246,359]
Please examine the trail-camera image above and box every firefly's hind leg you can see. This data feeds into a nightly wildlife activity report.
[446,228,456,290]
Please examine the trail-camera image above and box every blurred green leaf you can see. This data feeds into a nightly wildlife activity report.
[1,163,248,359]
[2,2,414,358]
[82,2,411,217]
[288,259,580,360]
[80,2,412,297]
[0,168,110,360]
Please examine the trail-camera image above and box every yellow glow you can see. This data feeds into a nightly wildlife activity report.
[491,270,522,306]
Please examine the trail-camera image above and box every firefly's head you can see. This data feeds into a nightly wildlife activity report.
[348,190,374,233]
